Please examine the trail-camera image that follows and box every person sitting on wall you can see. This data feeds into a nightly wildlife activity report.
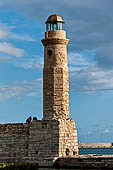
[26,116,32,124]
[33,117,37,121]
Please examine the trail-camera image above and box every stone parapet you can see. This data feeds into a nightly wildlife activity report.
[42,39,69,46]
[45,30,66,39]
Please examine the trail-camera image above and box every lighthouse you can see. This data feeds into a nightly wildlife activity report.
[42,14,70,120]
[41,14,78,158]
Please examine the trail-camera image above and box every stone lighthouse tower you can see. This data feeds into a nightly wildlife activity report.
[41,14,78,160]
[42,14,70,120]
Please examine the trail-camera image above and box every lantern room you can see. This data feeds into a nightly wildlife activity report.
[45,14,65,31]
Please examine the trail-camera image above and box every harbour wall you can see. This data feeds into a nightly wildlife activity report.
[54,156,113,169]
[79,142,112,148]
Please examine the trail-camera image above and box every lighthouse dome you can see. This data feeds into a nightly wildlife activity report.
[46,14,64,23]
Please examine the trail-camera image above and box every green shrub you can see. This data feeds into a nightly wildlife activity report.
[0,163,39,170]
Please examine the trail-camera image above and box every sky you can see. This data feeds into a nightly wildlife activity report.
[0,0,113,142]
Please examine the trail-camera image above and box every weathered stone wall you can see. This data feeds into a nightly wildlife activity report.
[59,119,78,157]
[28,120,59,165]
[0,123,29,162]
[79,143,112,148]
[0,121,59,165]
[0,119,78,166]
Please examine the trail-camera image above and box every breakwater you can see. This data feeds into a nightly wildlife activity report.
[53,155,113,169]
[79,142,112,148]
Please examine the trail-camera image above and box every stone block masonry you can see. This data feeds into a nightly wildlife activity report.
[0,119,78,166]
[42,30,70,120]
[0,123,29,162]
[59,119,78,157]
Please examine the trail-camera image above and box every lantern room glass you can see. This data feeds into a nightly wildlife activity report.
[46,22,64,31]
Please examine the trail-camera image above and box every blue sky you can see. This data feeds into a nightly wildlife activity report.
[0,0,113,142]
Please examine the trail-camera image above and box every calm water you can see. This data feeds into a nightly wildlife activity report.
[79,147,113,155]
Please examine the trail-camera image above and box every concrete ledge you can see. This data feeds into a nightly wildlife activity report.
[53,155,113,169]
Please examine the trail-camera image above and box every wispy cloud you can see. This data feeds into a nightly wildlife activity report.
[0,23,37,62]
[10,33,36,42]
[70,65,113,92]
[10,55,43,69]
[0,42,25,57]
[68,51,113,92]
[0,23,13,39]
[68,52,91,66]
[68,52,96,72]
[86,131,92,135]
[0,55,11,62]
[0,78,42,100]
[79,126,113,142]
[103,129,110,134]
[0,23,36,41]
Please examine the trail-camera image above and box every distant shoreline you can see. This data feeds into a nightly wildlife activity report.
[79,142,113,148]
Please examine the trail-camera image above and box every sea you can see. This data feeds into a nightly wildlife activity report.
[38,148,113,170]
[79,147,113,155]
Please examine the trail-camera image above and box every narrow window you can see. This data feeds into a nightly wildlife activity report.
[47,23,50,31]
[54,23,57,30]
[46,24,48,32]
[57,22,60,30]
[51,23,54,30]
[66,148,70,156]
[48,49,53,57]
[73,151,77,155]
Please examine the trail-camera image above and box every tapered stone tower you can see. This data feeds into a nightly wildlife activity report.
[42,14,70,120]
